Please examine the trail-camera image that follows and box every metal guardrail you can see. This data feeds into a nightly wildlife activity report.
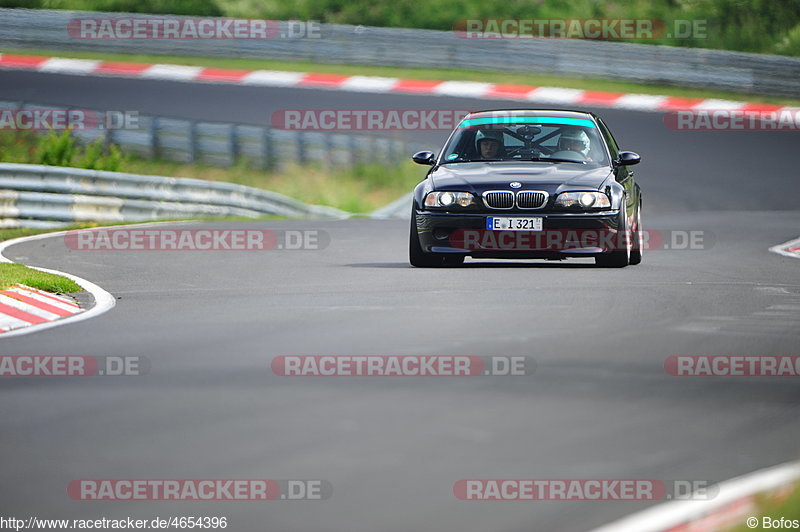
[0,163,350,227]
[1,8,800,97]
[0,101,412,171]
[369,193,412,220]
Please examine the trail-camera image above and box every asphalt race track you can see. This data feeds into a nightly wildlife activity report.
[1,69,800,532]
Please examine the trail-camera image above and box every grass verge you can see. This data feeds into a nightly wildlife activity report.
[0,263,82,293]
[5,48,800,107]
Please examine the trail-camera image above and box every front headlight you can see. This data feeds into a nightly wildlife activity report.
[424,191,476,208]
[555,192,611,209]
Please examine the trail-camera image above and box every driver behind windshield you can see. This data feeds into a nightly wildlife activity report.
[475,130,505,159]
[556,127,591,160]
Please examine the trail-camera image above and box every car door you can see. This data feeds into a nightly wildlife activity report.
[597,117,637,223]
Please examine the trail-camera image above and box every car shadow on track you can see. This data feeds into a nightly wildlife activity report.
[347,261,599,269]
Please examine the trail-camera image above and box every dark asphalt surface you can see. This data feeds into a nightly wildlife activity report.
[1,69,800,532]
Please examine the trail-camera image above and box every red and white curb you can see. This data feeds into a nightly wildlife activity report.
[0,53,793,114]
[0,231,116,338]
[0,284,81,333]
[587,460,800,532]
[769,236,800,259]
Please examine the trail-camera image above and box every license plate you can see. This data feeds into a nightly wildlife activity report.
[486,217,543,231]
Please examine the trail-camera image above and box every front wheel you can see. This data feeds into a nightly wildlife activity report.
[629,200,643,265]
[595,202,631,268]
[409,208,464,267]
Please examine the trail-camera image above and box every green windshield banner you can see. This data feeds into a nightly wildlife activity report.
[459,116,597,128]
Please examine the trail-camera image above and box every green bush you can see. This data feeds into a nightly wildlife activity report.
[682,0,800,54]
[0,131,43,162]
[4,0,223,16]
[35,131,75,167]
[76,139,124,171]
[776,23,800,55]
[0,0,40,7]
[28,131,125,171]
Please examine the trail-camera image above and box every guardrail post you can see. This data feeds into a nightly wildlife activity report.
[229,124,238,167]
[99,110,112,149]
[104,123,114,150]
[150,117,159,160]
[325,134,335,170]
[261,127,275,171]
[188,121,198,164]
[368,137,377,163]
[297,131,307,165]
[350,135,364,166]
[387,137,397,164]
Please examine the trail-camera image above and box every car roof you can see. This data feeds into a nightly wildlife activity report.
[465,109,598,121]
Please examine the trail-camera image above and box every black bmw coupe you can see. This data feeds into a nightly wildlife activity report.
[410,109,643,267]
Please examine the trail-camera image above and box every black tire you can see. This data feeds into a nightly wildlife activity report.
[629,200,643,266]
[595,201,630,268]
[442,254,465,266]
[409,207,464,267]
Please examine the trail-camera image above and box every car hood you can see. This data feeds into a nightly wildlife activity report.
[430,162,613,195]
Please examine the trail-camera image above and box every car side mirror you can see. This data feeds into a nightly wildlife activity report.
[616,151,641,166]
[412,151,436,166]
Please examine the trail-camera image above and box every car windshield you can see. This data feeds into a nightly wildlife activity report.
[440,117,609,166]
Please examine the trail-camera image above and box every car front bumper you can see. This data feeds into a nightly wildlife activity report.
[415,210,624,258]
